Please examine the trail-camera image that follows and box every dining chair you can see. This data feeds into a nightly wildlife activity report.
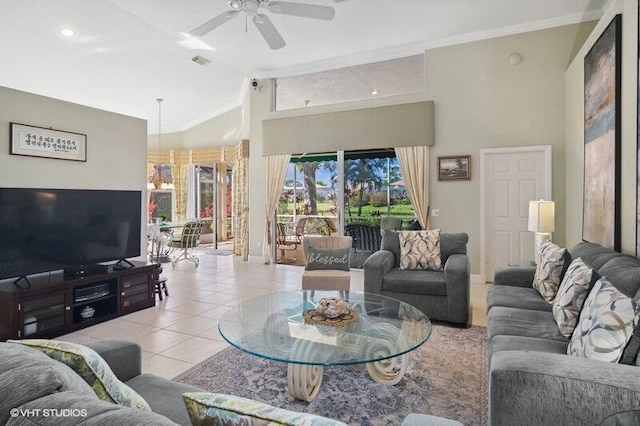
[169,220,206,267]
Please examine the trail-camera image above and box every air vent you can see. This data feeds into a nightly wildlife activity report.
[191,55,211,66]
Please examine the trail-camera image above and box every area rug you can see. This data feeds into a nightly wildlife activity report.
[174,324,488,426]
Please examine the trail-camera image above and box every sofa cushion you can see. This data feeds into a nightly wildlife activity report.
[182,392,347,426]
[487,307,567,342]
[382,230,468,268]
[439,232,468,264]
[552,258,598,338]
[399,229,442,271]
[598,256,640,298]
[11,339,150,410]
[533,241,569,303]
[568,278,640,363]
[305,246,350,271]
[486,285,552,312]
[489,335,568,359]
[0,342,96,425]
[126,373,202,425]
[383,268,447,296]
[7,392,178,426]
[569,241,624,270]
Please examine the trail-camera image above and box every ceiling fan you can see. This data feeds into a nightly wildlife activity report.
[190,0,335,50]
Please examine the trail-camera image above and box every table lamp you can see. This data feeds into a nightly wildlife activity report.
[528,200,555,264]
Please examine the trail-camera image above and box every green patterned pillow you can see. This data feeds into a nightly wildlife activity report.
[398,229,442,271]
[567,278,640,363]
[183,392,347,426]
[552,257,597,338]
[9,339,150,410]
[533,241,568,303]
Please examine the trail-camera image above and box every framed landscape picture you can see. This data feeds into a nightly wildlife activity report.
[583,15,621,251]
[438,155,471,181]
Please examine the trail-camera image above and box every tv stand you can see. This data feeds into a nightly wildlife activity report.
[113,259,135,271]
[0,261,155,341]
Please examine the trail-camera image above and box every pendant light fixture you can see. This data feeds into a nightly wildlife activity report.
[152,98,164,189]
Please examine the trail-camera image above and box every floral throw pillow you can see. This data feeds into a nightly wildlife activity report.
[552,257,596,338]
[9,339,150,410]
[399,229,442,271]
[183,392,347,426]
[533,240,568,303]
[567,278,640,363]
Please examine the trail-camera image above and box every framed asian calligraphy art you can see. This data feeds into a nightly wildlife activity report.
[583,15,621,251]
[10,123,87,162]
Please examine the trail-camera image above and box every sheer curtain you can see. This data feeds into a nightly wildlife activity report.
[263,154,291,264]
[185,165,197,220]
[395,146,430,229]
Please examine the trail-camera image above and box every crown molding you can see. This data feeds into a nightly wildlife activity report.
[252,10,603,79]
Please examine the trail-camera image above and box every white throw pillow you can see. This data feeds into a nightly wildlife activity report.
[533,241,568,303]
[552,257,595,338]
[567,278,640,363]
[398,229,442,271]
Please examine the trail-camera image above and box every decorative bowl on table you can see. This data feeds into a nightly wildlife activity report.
[80,306,95,319]
[315,297,348,319]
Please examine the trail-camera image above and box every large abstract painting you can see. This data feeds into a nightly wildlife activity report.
[583,14,621,251]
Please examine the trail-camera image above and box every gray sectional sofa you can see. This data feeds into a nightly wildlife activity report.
[487,241,640,426]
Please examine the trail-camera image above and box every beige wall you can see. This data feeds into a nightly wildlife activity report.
[565,0,638,255]
[426,23,594,274]
[246,23,595,263]
[147,105,246,150]
[0,86,149,257]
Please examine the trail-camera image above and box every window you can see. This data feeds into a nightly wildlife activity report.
[275,55,425,111]
[344,150,414,227]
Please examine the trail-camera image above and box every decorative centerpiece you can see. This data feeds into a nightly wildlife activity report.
[80,306,95,319]
[315,297,349,318]
[303,297,359,328]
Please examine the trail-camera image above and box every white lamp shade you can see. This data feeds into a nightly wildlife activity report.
[528,200,555,233]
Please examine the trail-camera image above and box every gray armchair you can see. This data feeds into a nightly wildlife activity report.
[363,230,470,325]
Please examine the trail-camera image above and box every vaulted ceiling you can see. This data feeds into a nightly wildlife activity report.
[0,0,605,133]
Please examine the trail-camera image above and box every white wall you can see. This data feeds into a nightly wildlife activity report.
[565,0,638,255]
[0,86,148,258]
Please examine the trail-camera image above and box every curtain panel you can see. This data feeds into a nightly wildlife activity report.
[263,154,291,264]
[395,145,430,229]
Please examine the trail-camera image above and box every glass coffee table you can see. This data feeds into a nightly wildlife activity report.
[218,291,432,401]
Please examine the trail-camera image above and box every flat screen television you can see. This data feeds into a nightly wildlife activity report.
[0,188,142,280]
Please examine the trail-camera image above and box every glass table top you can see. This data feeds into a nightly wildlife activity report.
[218,291,432,366]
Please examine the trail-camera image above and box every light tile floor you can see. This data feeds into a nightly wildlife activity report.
[59,252,489,379]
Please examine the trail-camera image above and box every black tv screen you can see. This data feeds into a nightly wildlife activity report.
[0,188,142,280]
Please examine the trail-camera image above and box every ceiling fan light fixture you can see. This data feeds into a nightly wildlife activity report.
[228,0,243,10]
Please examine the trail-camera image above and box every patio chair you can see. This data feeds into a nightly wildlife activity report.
[276,223,298,264]
[169,220,205,267]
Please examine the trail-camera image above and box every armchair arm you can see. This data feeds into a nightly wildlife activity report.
[443,254,470,325]
[363,250,395,294]
[84,339,142,382]
[490,351,640,426]
[494,266,536,287]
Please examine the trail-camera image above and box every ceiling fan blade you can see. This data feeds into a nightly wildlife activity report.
[190,10,241,36]
[253,14,286,50]
[268,1,335,21]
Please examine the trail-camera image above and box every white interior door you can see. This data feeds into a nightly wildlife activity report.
[481,146,551,282]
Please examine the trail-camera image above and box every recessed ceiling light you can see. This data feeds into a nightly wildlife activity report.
[371,90,378,96]
[60,28,75,37]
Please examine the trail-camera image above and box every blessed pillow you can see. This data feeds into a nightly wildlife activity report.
[183,392,348,426]
[399,229,442,271]
[533,241,569,303]
[305,246,350,271]
[552,257,598,338]
[9,339,150,410]
[567,278,640,363]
